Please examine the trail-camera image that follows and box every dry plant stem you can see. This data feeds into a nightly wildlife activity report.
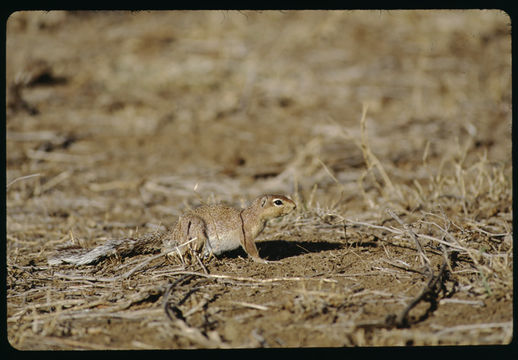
[163,274,195,322]
[109,236,203,280]
[344,218,487,259]
[387,209,431,272]
[34,170,72,196]
[355,256,453,331]
[434,321,512,336]
[55,268,338,285]
[169,317,228,349]
[193,252,209,274]
[162,275,229,348]
[6,173,41,189]
[26,149,104,164]
[358,103,401,200]
[391,260,450,328]
[118,251,169,280]
[27,336,111,350]
[165,270,338,285]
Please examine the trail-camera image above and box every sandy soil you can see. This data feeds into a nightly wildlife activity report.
[5,10,512,349]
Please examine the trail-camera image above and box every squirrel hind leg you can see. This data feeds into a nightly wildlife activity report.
[185,216,209,252]
[170,215,209,261]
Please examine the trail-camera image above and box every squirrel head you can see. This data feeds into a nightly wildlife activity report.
[254,194,296,221]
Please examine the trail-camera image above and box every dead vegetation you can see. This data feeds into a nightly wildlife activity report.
[6,10,512,348]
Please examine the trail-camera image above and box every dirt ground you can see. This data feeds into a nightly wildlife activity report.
[5,10,513,349]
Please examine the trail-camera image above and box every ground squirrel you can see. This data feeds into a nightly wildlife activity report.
[48,194,296,265]
[164,194,296,263]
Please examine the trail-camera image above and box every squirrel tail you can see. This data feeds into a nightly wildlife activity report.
[48,232,167,266]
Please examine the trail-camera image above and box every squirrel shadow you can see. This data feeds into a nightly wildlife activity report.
[220,239,345,261]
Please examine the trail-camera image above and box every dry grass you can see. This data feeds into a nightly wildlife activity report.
[6,10,512,349]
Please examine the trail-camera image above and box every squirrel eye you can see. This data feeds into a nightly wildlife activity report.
[273,199,283,206]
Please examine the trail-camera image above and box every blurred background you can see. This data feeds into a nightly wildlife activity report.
[6,10,511,219]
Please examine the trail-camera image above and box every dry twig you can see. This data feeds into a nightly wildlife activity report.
[387,209,431,273]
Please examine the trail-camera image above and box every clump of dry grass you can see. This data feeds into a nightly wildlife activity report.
[293,100,512,340]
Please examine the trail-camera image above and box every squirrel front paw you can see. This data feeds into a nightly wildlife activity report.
[251,256,282,264]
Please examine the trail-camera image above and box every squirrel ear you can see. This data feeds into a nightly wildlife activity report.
[260,195,268,207]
